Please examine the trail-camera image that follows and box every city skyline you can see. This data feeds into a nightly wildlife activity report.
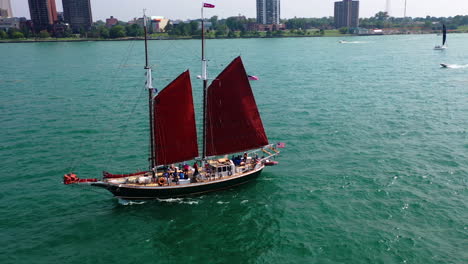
[11,0,468,21]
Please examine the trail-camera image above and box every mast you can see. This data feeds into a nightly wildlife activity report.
[404,0,407,18]
[144,10,156,172]
[201,6,208,160]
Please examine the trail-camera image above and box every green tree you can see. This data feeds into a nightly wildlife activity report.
[374,11,389,21]
[339,27,349,34]
[63,28,73,38]
[272,30,285,37]
[0,30,6,39]
[109,25,126,38]
[190,21,199,34]
[79,27,86,38]
[227,31,241,38]
[125,24,143,37]
[20,26,32,38]
[99,26,109,38]
[424,21,432,29]
[164,23,173,32]
[38,30,50,38]
[226,16,247,31]
[11,31,24,39]
[87,27,100,38]
[215,24,228,37]
[210,16,219,29]
[182,23,192,36]
[94,20,105,27]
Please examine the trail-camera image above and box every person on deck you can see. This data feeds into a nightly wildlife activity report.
[193,162,199,176]
[173,169,179,185]
[191,162,199,183]
[183,163,189,175]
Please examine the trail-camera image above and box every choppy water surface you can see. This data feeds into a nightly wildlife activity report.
[1,34,467,264]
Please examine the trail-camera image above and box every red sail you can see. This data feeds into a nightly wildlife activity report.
[154,70,198,165]
[206,57,268,156]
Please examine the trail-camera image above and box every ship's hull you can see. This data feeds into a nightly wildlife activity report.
[92,168,263,200]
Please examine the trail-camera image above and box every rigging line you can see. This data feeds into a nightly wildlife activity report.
[102,40,136,97]
[105,83,146,172]
[67,41,137,173]
[106,41,137,109]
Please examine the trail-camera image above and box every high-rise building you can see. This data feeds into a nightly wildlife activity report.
[0,0,13,18]
[256,0,280,25]
[334,0,359,28]
[62,0,93,32]
[28,0,58,32]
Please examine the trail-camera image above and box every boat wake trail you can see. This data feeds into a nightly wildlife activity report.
[441,64,468,69]
[339,41,369,44]
[118,198,200,205]
[118,199,147,206]
[157,198,199,205]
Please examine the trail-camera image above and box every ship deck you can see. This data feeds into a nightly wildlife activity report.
[105,164,255,187]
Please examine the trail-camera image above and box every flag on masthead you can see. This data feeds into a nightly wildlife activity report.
[203,3,215,8]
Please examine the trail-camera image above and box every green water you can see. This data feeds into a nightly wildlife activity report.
[1,35,467,263]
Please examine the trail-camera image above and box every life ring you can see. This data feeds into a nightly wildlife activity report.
[158,177,167,186]
[227,171,232,176]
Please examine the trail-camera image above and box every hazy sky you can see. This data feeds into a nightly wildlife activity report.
[11,0,468,21]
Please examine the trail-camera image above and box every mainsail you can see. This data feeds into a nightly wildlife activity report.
[153,70,199,165]
[442,24,447,46]
[205,57,268,156]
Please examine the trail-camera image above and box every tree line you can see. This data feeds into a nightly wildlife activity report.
[2,14,468,40]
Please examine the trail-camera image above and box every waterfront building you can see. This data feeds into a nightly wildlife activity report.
[106,16,118,27]
[129,16,169,33]
[334,0,359,28]
[256,0,280,25]
[132,17,150,28]
[62,0,93,32]
[150,16,169,33]
[0,0,13,18]
[248,23,285,32]
[0,17,26,30]
[28,0,58,32]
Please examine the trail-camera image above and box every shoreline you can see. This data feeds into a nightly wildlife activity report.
[0,31,465,44]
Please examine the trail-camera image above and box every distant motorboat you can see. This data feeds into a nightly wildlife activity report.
[439,63,468,69]
[434,24,447,50]
[248,75,259,81]
[338,40,366,44]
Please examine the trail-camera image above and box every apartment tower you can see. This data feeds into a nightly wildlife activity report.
[62,0,93,32]
[28,0,58,32]
[256,0,280,25]
[334,0,359,28]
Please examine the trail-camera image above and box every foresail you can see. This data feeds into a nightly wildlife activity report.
[154,70,198,165]
[206,57,268,156]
